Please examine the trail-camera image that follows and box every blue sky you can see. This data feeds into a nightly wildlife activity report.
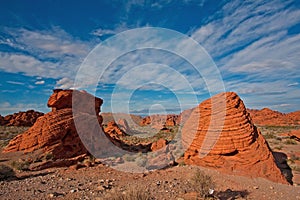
[0,0,299,116]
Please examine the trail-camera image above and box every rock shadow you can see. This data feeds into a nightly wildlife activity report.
[217,189,249,200]
[273,151,293,184]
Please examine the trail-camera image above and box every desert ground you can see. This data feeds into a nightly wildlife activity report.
[1,90,300,200]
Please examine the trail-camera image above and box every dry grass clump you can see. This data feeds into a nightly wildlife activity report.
[108,186,152,200]
[191,169,215,199]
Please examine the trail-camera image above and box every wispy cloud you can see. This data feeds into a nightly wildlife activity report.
[189,0,300,111]
[0,27,92,80]
[6,80,25,85]
[0,101,47,115]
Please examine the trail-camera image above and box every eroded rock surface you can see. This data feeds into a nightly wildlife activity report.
[0,110,44,126]
[3,89,103,161]
[183,92,289,184]
[248,108,300,126]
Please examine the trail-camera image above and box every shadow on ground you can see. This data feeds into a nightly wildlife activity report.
[217,189,249,200]
[0,164,54,182]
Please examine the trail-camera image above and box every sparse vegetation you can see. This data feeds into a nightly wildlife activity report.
[283,139,297,145]
[10,160,30,171]
[108,186,152,200]
[44,152,53,160]
[135,156,147,167]
[291,165,300,173]
[0,126,29,148]
[262,133,276,139]
[123,154,136,162]
[191,169,215,199]
[274,145,283,150]
[121,125,179,145]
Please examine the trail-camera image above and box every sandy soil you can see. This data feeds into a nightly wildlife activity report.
[0,160,299,200]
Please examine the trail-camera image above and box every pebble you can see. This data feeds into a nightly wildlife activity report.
[70,189,76,193]
[253,186,259,189]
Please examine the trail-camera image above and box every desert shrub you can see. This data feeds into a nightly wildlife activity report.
[191,169,215,199]
[263,133,276,139]
[11,160,30,171]
[108,186,152,200]
[123,154,135,162]
[284,139,297,145]
[45,152,53,160]
[274,145,283,150]
[291,166,300,172]
[135,156,147,167]
[290,154,300,161]
[178,161,186,167]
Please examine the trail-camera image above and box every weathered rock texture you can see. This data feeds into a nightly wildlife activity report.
[0,110,44,126]
[183,92,289,184]
[104,121,127,137]
[140,114,179,130]
[248,108,300,126]
[3,89,103,160]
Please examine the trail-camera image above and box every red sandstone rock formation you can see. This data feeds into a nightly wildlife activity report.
[281,129,300,142]
[247,108,300,126]
[0,110,44,126]
[183,92,289,184]
[3,89,103,160]
[104,121,127,137]
[140,114,179,130]
[150,138,167,151]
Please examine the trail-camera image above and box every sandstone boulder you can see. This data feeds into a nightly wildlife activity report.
[151,138,167,151]
[47,89,103,115]
[104,121,127,137]
[183,92,289,184]
[3,89,103,161]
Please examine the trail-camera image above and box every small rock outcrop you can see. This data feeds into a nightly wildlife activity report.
[0,110,44,126]
[104,121,127,137]
[183,92,289,184]
[3,89,103,160]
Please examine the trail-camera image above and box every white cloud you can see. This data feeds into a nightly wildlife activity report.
[35,80,45,85]
[189,0,300,112]
[288,82,299,87]
[55,77,74,89]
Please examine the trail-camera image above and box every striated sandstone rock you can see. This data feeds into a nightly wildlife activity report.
[183,92,289,184]
[47,89,103,115]
[3,89,103,160]
[0,110,44,127]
